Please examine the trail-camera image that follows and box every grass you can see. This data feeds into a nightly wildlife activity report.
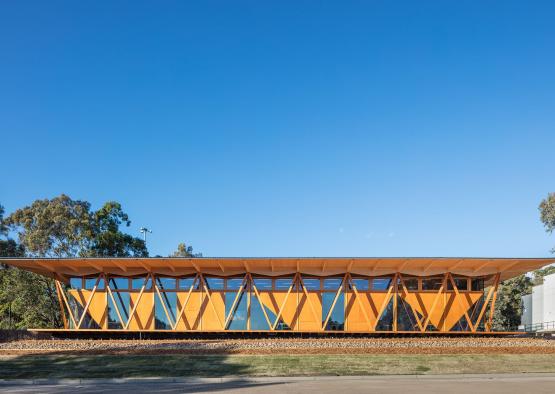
[1,354,554,379]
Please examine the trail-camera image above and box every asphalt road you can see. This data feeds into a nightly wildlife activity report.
[0,374,554,393]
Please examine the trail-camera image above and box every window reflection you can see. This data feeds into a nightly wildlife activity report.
[155,292,176,329]
[85,277,105,290]
[250,295,275,330]
[323,278,342,290]
[70,277,82,289]
[109,277,129,290]
[132,277,152,290]
[302,278,320,290]
[253,278,272,290]
[403,278,418,290]
[225,292,247,330]
[471,278,484,291]
[372,278,392,290]
[275,278,293,290]
[351,278,369,291]
[322,292,344,330]
[108,291,130,329]
[178,277,198,290]
[227,278,244,290]
[447,278,468,291]
[156,277,176,290]
[422,278,443,290]
[206,277,224,290]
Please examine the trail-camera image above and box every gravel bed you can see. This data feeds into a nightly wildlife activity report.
[1,337,554,355]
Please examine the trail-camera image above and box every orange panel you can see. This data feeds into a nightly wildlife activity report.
[68,289,107,329]
[200,291,225,330]
[258,290,299,330]
[175,292,203,330]
[298,293,322,331]
[402,292,483,331]
[345,292,393,331]
[128,292,154,330]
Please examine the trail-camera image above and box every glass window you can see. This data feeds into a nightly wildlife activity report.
[322,292,344,330]
[403,278,418,290]
[69,277,82,289]
[132,277,152,290]
[178,277,198,290]
[351,278,369,291]
[302,278,320,290]
[155,291,177,329]
[397,297,419,331]
[253,278,272,290]
[471,278,484,291]
[250,296,275,330]
[108,291,130,329]
[372,278,392,290]
[225,292,247,330]
[448,278,468,291]
[422,278,443,290]
[275,278,293,290]
[376,298,394,331]
[206,277,224,290]
[323,278,342,291]
[109,277,129,290]
[227,278,245,290]
[156,277,176,290]
[85,277,105,290]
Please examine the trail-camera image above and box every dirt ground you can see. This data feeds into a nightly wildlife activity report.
[1,336,554,355]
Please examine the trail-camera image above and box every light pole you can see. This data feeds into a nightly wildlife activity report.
[139,227,152,244]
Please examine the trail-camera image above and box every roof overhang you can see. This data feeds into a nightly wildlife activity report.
[1,257,553,284]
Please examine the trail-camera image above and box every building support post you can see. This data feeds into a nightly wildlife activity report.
[55,280,68,329]
[486,273,501,331]
[393,273,398,332]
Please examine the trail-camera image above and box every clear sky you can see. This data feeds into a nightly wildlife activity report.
[1,1,554,258]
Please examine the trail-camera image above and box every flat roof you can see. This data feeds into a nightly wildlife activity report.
[1,257,553,283]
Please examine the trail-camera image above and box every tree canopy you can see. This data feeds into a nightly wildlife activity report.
[5,195,147,258]
[0,195,149,329]
[88,201,148,257]
[539,192,555,252]
[0,205,25,258]
[171,242,202,257]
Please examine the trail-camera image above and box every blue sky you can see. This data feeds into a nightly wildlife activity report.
[1,1,554,258]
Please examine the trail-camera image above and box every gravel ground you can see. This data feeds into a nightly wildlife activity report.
[1,337,554,355]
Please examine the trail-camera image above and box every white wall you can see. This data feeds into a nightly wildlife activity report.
[543,273,555,323]
[521,294,532,327]
[532,284,544,325]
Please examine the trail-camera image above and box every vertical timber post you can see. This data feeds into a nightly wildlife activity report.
[393,273,398,332]
[247,273,251,331]
[55,280,68,329]
[486,273,501,332]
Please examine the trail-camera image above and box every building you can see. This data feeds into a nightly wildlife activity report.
[2,257,552,334]
[521,272,555,331]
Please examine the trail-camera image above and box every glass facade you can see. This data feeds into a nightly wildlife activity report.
[64,273,489,332]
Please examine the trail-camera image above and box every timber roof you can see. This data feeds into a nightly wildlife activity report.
[1,257,553,284]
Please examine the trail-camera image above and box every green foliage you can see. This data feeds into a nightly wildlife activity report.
[531,265,555,285]
[491,274,532,331]
[6,196,148,258]
[0,205,25,259]
[1,196,149,329]
[0,204,6,235]
[171,242,202,257]
[0,268,61,329]
[87,202,148,257]
[539,192,555,252]
[4,195,93,257]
